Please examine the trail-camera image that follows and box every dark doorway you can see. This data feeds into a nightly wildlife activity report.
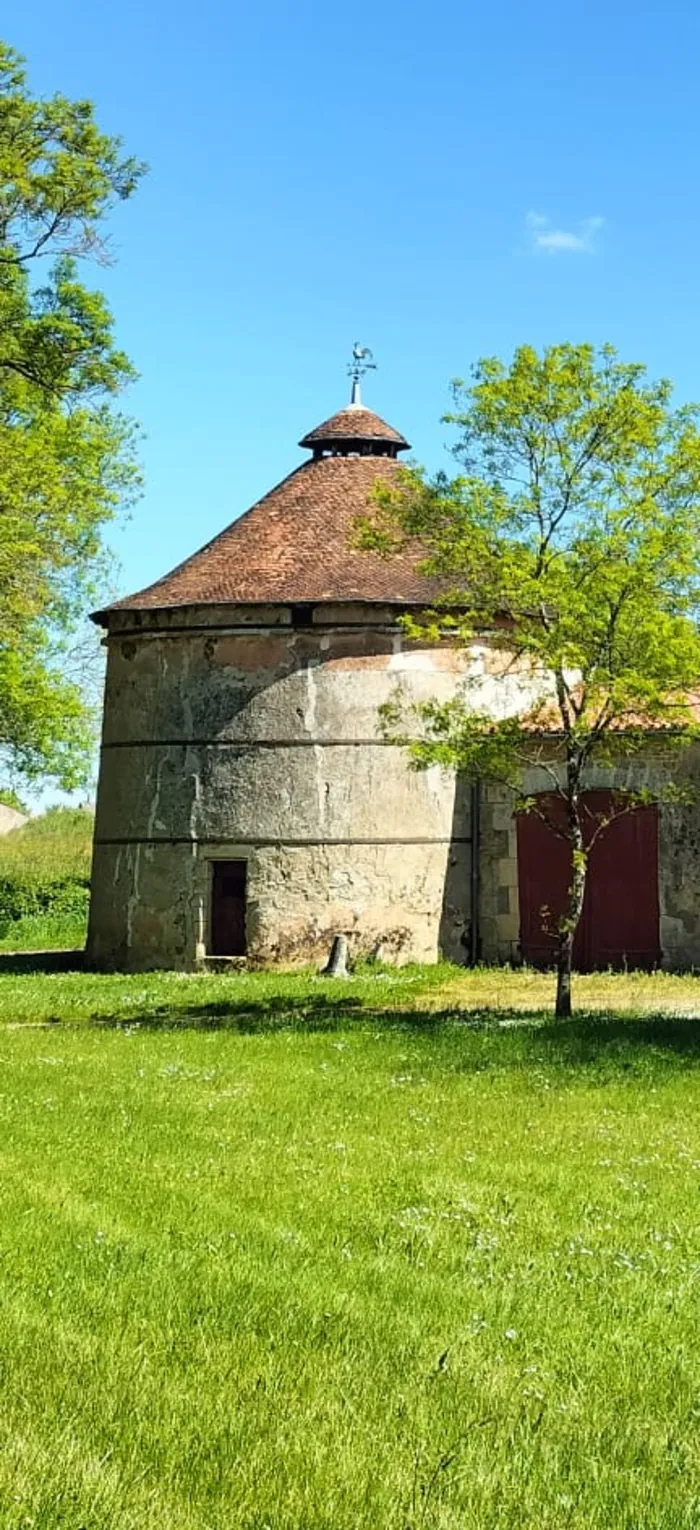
[210,860,247,957]
[517,791,661,971]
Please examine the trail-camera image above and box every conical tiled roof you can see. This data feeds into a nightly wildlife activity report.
[96,400,434,620]
[299,404,410,452]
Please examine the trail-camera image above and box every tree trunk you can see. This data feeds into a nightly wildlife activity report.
[554,797,587,1020]
[555,935,575,1019]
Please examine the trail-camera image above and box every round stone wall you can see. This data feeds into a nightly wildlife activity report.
[87,604,473,971]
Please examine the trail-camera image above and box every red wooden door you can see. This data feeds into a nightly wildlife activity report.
[516,791,661,971]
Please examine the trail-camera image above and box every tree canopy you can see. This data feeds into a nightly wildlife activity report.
[363,343,700,1015]
[0,40,144,791]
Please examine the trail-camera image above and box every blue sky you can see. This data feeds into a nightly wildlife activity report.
[3,0,700,601]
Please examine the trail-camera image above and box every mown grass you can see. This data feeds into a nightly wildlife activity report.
[0,955,699,1028]
[0,963,700,1525]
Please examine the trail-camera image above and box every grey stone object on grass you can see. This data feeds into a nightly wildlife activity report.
[321,934,350,978]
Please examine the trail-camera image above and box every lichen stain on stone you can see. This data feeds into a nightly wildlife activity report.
[324,653,393,672]
[252,919,417,968]
[207,634,294,671]
[134,908,168,947]
[390,647,470,673]
[323,642,466,675]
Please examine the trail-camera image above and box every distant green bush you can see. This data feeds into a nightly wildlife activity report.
[0,808,93,932]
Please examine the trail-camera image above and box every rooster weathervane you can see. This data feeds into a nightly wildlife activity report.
[348,343,376,404]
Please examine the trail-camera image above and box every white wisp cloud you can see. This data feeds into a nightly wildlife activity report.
[526,211,604,255]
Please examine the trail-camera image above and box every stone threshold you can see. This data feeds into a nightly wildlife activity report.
[197,955,248,973]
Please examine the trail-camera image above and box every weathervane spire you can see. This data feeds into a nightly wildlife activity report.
[347,342,376,407]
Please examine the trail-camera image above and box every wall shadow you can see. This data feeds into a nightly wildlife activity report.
[438,774,473,964]
[85,993,700,1067]
[0,949,85,975]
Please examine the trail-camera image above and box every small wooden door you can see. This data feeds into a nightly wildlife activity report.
[210,861,247,956]
[517,791,661,971]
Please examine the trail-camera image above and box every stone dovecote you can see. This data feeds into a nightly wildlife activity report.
[87,396,474,971]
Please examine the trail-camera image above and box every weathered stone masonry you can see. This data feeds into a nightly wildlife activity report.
[88,604,473,970]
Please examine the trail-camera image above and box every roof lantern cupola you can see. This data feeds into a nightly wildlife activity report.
[299,344,411,460]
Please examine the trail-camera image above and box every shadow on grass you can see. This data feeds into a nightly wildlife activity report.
[0,949,85,975]
[87,992,700,1064]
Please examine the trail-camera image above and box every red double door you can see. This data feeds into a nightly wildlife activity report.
[516,790,661,971]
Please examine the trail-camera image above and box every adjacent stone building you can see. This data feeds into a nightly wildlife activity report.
[87,382,700,974]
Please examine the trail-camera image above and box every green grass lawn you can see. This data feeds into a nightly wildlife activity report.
[0,909,87,953]
[1,962,700,1527]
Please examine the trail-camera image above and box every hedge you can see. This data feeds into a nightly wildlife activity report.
[0,808,93,931]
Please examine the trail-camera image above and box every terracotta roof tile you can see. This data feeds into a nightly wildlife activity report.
[99,453,435,617]
[525,690,700,733]
[299,405,410,449]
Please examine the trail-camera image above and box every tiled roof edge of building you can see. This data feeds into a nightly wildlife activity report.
[92,451,435,621]
[92,458,312,621]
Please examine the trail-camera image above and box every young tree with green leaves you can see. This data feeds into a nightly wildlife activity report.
[0,40,144,792]
[363,344,700,1017]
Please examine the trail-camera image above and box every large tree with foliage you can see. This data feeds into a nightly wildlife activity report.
[0,41,144,791]
[364,344,700,1016]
